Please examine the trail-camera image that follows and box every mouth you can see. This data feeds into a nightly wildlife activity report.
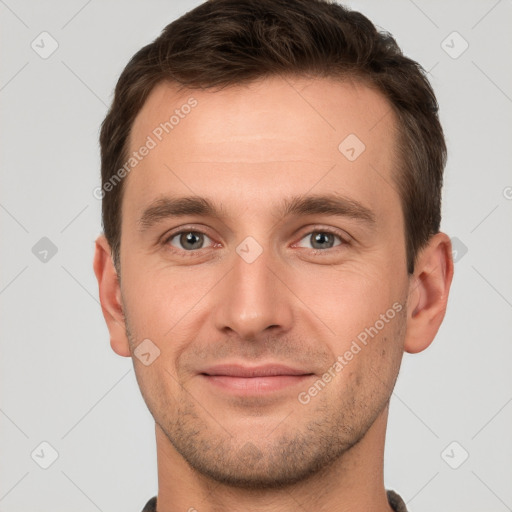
[199,364,315,394]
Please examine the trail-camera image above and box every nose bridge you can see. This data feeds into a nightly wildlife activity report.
[213,239,293,338]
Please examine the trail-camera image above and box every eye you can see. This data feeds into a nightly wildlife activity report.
[295,230,344,251]
[166,230,213,251]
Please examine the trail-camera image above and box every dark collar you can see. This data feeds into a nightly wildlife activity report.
[141,489,408,511]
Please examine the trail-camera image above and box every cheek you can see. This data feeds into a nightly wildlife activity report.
[292,263,403,339]
[328,309,406,404]
[122,262,213,339]
[132,360,180,426]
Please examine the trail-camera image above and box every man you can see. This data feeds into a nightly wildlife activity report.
[93,0,453,510]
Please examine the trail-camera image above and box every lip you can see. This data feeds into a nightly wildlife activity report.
[200,363,312,378]
[199,364,315,395]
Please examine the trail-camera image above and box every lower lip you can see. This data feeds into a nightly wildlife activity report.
[201,374,314,394]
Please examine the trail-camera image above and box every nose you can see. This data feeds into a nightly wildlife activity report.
[213,244,294,340]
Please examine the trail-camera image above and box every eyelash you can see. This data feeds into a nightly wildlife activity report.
[161,226,350,257]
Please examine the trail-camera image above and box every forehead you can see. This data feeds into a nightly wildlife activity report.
[125,76,400,218]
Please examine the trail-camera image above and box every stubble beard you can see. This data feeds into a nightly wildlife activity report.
[123,300,406,489]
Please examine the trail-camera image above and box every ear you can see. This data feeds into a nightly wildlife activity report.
[93,234,131,357]
[404,232,454,354]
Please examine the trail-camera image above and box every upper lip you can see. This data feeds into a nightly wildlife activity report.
[200,364,313,378]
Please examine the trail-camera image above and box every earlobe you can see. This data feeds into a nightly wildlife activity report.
[404,232,454,354]
[93,234,131,357]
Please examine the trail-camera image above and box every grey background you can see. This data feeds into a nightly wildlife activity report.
[1,0,511,511]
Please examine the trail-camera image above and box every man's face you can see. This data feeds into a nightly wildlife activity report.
[119,76,410,487]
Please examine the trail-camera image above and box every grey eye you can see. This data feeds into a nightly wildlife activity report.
[297,231,342,250]
[169,231,211,250]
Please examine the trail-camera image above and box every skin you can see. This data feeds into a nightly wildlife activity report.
[94,76,453,512]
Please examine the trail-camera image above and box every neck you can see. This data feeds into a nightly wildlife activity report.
[154,403,394,512]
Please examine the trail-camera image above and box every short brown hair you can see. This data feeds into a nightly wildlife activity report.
[99,0,446,275]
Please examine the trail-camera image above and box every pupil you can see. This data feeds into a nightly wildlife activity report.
[181,232,203,250]
[312,232,332,249]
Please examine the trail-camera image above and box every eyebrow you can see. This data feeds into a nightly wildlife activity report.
[137,193,376,232]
